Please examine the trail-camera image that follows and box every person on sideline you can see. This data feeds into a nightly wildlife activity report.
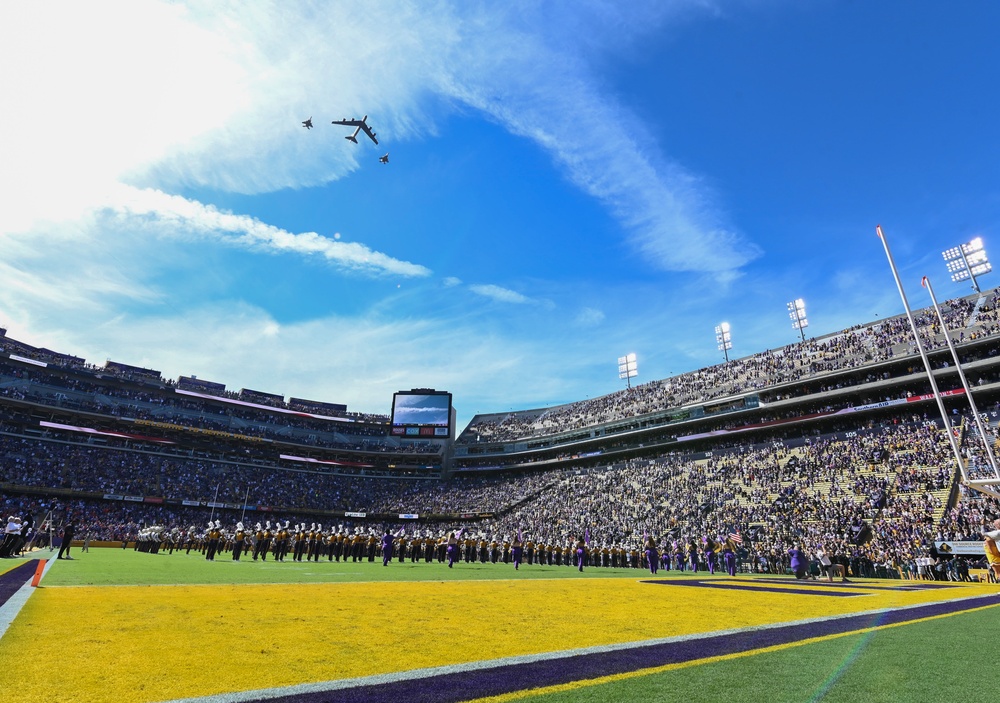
[57,520,76,560]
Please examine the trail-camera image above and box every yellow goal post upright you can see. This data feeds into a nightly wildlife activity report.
[878,225,1000,501]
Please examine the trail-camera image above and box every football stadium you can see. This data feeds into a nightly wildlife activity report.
[3,4,1000,703]
[2,286,1000,702]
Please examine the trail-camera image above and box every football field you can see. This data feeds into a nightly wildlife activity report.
[0,549,997,703]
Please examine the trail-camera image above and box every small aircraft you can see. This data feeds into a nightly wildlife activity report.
[332,115,378,145]
[302,117,313,129]
[379,153,389,164]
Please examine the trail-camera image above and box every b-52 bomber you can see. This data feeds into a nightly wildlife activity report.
[332,115,378,145]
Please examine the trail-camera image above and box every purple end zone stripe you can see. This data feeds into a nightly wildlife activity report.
[0,560,38,607]
[642,579,864,597]
[249,593,1000,703]
[748,578,959,592]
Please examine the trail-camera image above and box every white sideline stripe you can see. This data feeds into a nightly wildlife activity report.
[159,591,999,703]
[0,556,57,640]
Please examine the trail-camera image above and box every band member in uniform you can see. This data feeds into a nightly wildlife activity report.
[397,529,408,563]
[291,524,304,562]
[307,524,321,562]
[205,520,221,561]
[232,522,246,561]
[254,522,271,561]
[275,521,290,562]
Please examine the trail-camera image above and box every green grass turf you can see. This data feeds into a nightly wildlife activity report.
[516,604,1000,703]
[36,546,665,586]
[20,547,1000,702]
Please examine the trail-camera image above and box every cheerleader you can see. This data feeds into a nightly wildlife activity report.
[703,536,718,575]
[673,541,685,572]
[687,538,699,572]
[512,529,524,571]
[381,529,394,566]
[447,529,463,568]
[644,533,659,575]
[721,535,738,577]
[576,531,590,571]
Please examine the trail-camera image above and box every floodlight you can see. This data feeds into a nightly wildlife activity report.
[617,352,638,389]
[943,237,991,293]
[715,323,732,362]
[787,298,808,342]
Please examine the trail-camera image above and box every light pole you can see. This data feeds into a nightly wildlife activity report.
[715,322,732,363]
[618,353,637,389]
[787,298,808,343]
[943,237,991,294]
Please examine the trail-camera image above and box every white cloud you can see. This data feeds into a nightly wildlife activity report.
[6,299,606,430]
[106,186,431,278]
[468,284,532,304]
[433,2,759,274]
[0,1,248,231]
[0,1,773,429]
[575,307,606,326]
[1,3,755,274]
[0,2,436,279]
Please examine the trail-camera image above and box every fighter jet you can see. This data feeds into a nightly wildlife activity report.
[332,115,378,145]
[379,153,389,164]
[302,117,313,129]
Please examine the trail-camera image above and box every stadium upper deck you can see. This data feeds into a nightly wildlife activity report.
[453,288,1000,474]
[0,330,447,479]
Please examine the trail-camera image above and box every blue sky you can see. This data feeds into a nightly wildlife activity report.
[1,1,999,431]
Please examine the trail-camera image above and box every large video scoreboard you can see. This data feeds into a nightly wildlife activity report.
[390,389,452,438]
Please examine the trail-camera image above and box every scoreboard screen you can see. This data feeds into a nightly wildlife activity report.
[390,390,452,438]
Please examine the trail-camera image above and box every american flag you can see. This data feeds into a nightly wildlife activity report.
[728,532,743,545]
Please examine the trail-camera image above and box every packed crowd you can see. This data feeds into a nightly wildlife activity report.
[0,430,564,516]
[459,288,1000,443]
[0,359,438,455]
[0,331,389,426]
[4,413,999,577]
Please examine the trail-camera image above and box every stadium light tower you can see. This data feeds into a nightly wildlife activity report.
[617,353,638,389]
[715,322,732,363]
[787,298,808,343]
[943,237,991,294]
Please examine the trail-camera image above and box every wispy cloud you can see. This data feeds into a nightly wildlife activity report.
[468,284,532,304]
[106,186,431,278]
[575,307,606,326]
[11,299,611,430]
[2,3,755,275]
[0,1,772,425]
[434,2,760,274]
